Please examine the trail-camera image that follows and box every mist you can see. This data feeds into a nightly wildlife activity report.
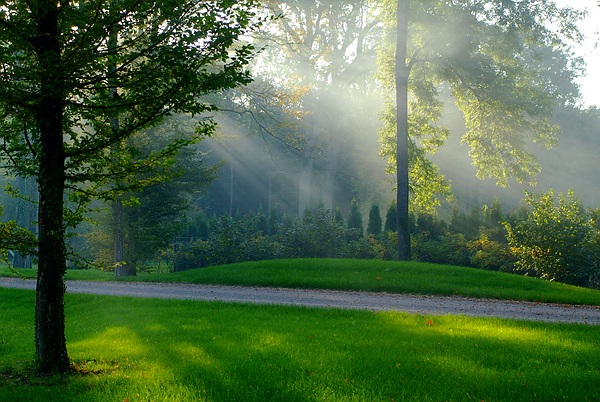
[194,1,600,225]
[2,0,599,270]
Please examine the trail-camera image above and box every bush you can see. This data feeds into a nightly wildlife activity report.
[278,207,347,258]
[506,190,600,287]
[412,233,470,266]
[467,234,516,272]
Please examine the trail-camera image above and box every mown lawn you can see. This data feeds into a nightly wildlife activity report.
[1,287,599,401]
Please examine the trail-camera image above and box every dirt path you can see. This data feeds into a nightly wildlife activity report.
[1,277,599,325]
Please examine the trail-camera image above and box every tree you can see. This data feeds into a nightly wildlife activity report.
[0,0,258,373]
[0,174,37,267]
[121,145,217,271]
[395,0,411,259]
[384,201,398,233]
[260,1,383,215]
[347,199,364,238]
[367,203,383,236]
[85,118,219,271]
[0,206,37,266]
[380,0,584,260]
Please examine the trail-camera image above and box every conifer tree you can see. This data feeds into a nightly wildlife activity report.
[367,204,383,236]
[347,199,364,237]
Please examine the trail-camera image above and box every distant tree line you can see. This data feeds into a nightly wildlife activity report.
[5,172,598,290]
[96,190,598,289]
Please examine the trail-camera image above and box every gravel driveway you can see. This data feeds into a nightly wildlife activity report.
[1,277,599,325]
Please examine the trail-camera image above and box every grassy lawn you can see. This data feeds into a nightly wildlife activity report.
[3,258,599,306]
[1,287,599,401]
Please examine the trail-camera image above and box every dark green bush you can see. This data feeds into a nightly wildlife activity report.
[467,234,516,273]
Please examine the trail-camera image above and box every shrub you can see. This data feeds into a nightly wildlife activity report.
[467,234,516,272]
[506,190,599,287]
[278,207,346,258]
[347,199,364,239]
[412,232,470,266]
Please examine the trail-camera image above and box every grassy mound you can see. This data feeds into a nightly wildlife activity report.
[3,258,600,305]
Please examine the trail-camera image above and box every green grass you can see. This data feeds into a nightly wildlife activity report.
[1,287,599,401]
[3,258,600,305]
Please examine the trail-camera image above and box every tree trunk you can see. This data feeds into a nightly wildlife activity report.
[108,24,136,277]
[34,0,70,373]
[110,179,136,277]
[14,175,37,268]
[229,161,234,217]
[322,137,340,212]
[298,145,314,216]
[396,0,411,260]
[113,199,136,276]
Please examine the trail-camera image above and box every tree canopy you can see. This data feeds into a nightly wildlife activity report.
[0,0,259,373]
[380,0,584,258]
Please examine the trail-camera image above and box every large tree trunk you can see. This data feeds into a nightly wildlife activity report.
[36,145,69,373]
[395,0,411,260]
[34,0,69,373]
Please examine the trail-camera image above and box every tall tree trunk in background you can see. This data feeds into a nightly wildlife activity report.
[112,198,136,276]
[321,94,341,212]
[229,161,234,216]
[34,0,70,372]
[396,0,411,260]
[298,102,321,216]
[267,163,273,217]
[109,25,135,277]
[13,175,37,268]
[298,144,314,216]
[322,141,339,211]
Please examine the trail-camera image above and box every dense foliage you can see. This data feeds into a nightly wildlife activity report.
[0,0,260,373]
[0,206,37,266]
[140,189,596,289]
[506,190,600,288]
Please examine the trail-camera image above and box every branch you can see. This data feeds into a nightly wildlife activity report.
[23,122,37,159]
[219,108,302,155]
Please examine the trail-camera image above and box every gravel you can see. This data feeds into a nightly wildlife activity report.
[1,277,599,325]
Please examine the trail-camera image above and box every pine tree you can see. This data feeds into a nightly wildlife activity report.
[367,204,383,236]
[347,199,364,237]
[384,202,398,233]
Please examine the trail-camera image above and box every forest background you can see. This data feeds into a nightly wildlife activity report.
[1,0,599,289]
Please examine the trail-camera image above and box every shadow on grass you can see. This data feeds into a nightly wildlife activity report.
[2,289,600,401]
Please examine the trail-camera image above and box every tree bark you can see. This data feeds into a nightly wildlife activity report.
[112,199,136,276]
[396,0,411,260]
[34,0,70,373]
[113,200,125,265]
